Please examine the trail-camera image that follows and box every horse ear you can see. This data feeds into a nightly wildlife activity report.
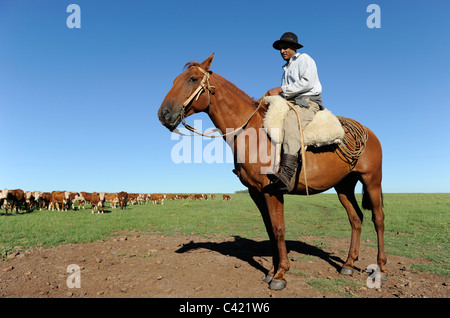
[200,52,214,71]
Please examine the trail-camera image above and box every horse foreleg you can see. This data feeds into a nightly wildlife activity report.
[249,188,289,290]
[335,174,363,275]
[249,188,276,282]
[264,192,289,290]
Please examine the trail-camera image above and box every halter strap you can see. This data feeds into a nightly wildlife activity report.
[182,67,215,108]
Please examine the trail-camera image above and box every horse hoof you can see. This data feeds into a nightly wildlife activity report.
[340,267,354,276]
[263,274,273,284]
[269,279,286,290]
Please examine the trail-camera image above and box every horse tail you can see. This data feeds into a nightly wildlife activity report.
[362,185,371,210]
[362,185,384,210]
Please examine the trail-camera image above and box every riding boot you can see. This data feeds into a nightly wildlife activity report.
[267,153,299,193]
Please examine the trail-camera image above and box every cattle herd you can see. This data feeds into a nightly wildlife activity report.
[0,188,232,215]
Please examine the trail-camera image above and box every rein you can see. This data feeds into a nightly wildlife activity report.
[178,66,263,138]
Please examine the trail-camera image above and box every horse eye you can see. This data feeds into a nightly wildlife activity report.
[189,76,198,83]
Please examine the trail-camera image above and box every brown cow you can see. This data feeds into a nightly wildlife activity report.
[1,188,25,214]
[166,194,178,200]
[24,191,35,211]
[50,191,70,211]
[91,192,106,214]
[222,194,231,201]
[33,191,44,211]
[150,193,165,205]
[127,193,139,205]
[33,191,50,211]
[139,193,147,204]
[68,192,83,210]
[117,191,128,209]
[79,192,92,209]
[105,193,118,209]
[38,192,52,210]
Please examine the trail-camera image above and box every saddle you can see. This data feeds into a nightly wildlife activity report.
[262,96,368,195]
[262,95,345,148]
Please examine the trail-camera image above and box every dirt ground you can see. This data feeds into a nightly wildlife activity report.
[0,233,448,299]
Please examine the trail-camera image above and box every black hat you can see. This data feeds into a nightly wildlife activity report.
[272,32,303,50]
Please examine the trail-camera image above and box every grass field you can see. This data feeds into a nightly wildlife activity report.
[0,193,448,277]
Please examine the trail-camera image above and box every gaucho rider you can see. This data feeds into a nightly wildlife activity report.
[266,32,324,193]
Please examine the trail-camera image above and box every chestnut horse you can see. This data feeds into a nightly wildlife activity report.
[158,53,387,290]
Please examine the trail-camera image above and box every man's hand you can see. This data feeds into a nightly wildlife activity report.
[267,87,283,96]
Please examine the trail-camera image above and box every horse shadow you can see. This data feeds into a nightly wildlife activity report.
[175,236,346,276]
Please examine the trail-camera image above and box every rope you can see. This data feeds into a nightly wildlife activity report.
[285,100,309,196]
[336,116,369,168]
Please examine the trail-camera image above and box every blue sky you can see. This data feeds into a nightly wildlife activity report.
[1,0,449,194]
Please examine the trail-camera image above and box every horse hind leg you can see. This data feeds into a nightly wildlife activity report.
[334,173,364,276]
[360,173,388,281]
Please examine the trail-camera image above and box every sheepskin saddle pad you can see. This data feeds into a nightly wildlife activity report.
[262,95,345,147]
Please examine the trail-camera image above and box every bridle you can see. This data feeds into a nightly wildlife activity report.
[179,66,215,135]
[178,66,263,138]
[181,67,215,110]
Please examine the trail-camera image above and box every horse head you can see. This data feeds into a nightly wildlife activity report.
[158,53,215,131]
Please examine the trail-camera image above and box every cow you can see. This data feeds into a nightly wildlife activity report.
[91,192,106,214]
[24,191,35,211]
[1,188,25,214]
[210,194,216,199]
[150,193,165,205]
[127,193,139,205]
[143,193,151,204]
[117,191,128,209]
[50,191,70,211]
[79,192,92,209]
[33,191,49,211]
[105,193,119,209]
[166,194,178,200]
[33,191,43,211]
[193,194,203,201]
[222,194,231,201]
[33,191,51,211]
[67,192,83,210]
[137,193,146,205]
